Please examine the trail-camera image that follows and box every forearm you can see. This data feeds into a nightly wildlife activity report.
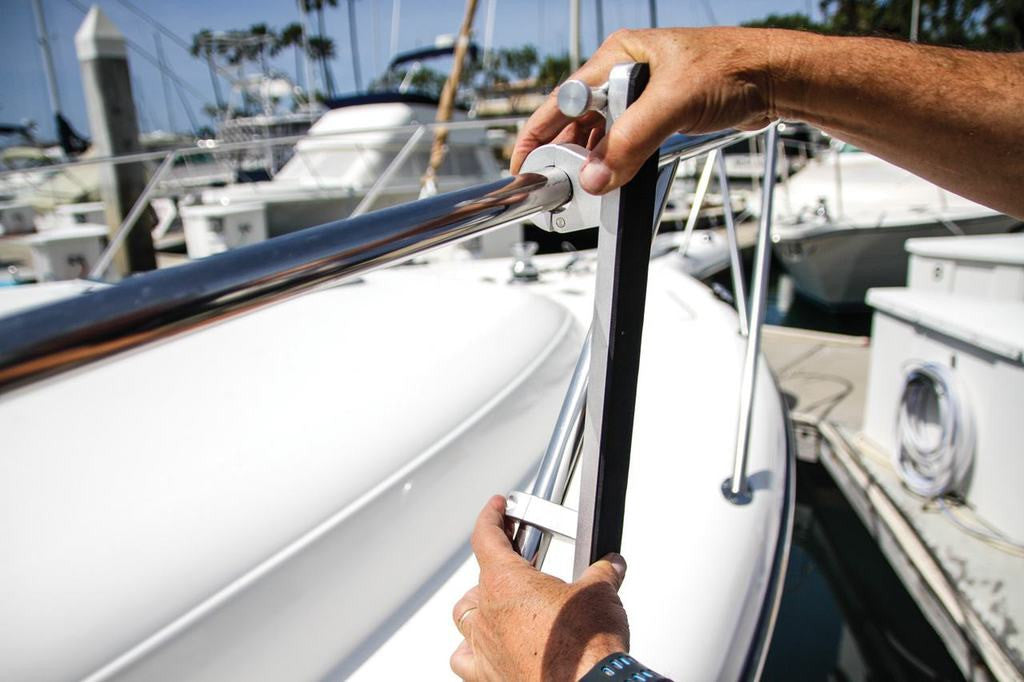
[768,32,1024,218]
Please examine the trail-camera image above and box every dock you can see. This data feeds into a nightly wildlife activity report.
[762,325,1024,682]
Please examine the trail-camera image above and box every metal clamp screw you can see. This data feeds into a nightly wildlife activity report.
[557,80,609,118]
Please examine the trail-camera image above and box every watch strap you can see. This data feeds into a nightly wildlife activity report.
[579,652,671,681]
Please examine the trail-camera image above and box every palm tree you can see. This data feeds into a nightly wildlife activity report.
[190,28,226,111]
[248,23,278,78]
[307,35,337,99]
[301,0,338,96]
[278,22,307,90]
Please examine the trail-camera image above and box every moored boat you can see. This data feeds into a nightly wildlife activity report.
[771,145,1020,307]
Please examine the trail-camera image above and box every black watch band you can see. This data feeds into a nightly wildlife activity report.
[578,652,671,681]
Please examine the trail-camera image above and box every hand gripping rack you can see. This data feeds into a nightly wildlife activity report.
[506,64,782,578]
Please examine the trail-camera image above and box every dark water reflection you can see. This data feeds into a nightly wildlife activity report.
[763,462,964,681]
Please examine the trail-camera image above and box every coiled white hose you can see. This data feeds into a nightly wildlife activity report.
[894,361,974,497]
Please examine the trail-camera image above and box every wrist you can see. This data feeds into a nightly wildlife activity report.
[761,28,828,122]
[573,634,629,680]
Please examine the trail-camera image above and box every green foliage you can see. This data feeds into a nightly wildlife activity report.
[306,36,336,60]
[499,45,539,80]
[537,54,574,89]
[368,66,450,98]
[742,0,1024,49]
[740,12,830,31]
[278,22,304,49]
[476,46,573,91]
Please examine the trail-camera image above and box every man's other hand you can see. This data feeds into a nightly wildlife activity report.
[450,495,630,681]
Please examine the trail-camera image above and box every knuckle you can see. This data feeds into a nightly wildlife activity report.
[609,28,634,43]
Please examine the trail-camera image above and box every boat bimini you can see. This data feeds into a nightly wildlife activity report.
[0,65,793,681]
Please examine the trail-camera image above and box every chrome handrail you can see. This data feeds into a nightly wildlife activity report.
[0,171,569,390]
[658,130,757,168]
[726,123,780,502]
[87,117,522,280]
[716,151,749,337]
[515,330,591,566]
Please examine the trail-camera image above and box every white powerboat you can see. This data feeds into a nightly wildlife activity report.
[771,145,1020,307]
[0,118,793,681]
[180,98,507,259]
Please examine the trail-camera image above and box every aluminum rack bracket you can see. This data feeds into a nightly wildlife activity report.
[520,143,602,233]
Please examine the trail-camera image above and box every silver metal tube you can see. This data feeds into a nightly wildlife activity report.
[351,125,426,217]
[3,126,764,392]
[652,159,679,236]
[677,150,717,257]
[89,151,178,280]
[833,143,844,219]
[658,130,757,168]
[0,117,529,181]
[0,171,570,391]
[715,151,749,336]
[515,330,591,565]
[726,124,779,502]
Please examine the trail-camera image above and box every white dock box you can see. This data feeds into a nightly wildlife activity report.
[53,201,107,229]
[864,233,1024,540]
[0,202,36,235]
[906,233,1024,301]
[181,202,268,258]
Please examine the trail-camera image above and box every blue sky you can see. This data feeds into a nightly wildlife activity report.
[1,0,815,140]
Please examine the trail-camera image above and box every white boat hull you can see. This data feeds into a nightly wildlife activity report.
[773,214,1020,307]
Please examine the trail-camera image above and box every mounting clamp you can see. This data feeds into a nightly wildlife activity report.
[520,143,602,233]
[505,491,578,540]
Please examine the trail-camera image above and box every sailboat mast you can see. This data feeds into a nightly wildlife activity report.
[569,0,580,71]
[30,0,62,118]
[389,0,401,58]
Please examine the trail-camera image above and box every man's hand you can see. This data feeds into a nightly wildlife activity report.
[510,27,783,195]
[450,495,630,681]
[510,26,1024,218]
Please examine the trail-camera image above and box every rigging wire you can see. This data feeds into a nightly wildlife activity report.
[61,0,207,106]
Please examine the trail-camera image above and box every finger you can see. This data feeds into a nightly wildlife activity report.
[579,81,685,195]
[470,495,524,572]
[509,46,633,173]
[450,638,477,681]
[578,552,628,592]
[550,111,606,147]
[509,99,572,174]
[452,586,480,637]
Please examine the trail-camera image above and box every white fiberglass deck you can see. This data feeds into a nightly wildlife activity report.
[0,251,789,681]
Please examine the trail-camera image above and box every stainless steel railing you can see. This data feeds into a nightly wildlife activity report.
[0,170,568,390]
[85,116,528,279]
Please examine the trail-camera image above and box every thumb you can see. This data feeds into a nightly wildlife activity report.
[579,84,683,194]
[578,553,628,592]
